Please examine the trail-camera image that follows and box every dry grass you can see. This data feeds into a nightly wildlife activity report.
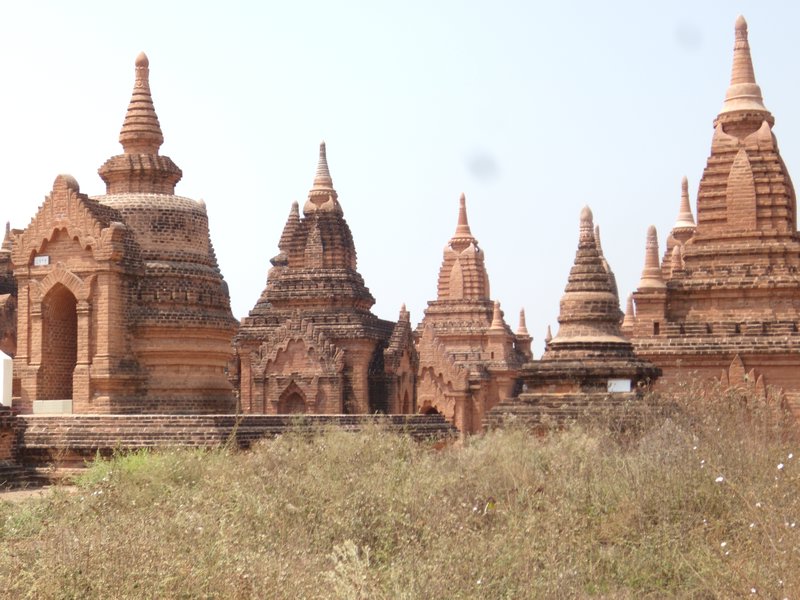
[0,385,798,599]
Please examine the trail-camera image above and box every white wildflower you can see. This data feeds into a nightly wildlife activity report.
[715,476,724,483]
[720,541,727,548]
[778,463,785,470]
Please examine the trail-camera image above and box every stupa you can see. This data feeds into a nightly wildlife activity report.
[7,53,237,413]
[487,207,659,428]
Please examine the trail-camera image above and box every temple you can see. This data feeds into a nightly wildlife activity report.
[487,207,659,428]
[0,53,237,414]
[415,194,527,433]
[0,15,798,437]
[629,16,800,405]
[233,142,416,415]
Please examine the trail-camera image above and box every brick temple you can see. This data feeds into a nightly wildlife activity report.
[415,194,527,432]
[487,207,660,428]
[628,16,800,406]
[0,53,237,414]
[0,15,798,443]
[232,143,417,415]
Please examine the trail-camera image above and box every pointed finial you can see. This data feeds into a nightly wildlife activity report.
[277,200,301,255]
[638,225,666,289]
[719,15,769,116]
[399,303,410,322]
[594,224,604,256]
[621,294,635,330]
[454,193,473,238]
[544,325,553,344]
[489,301,504,331]
[580,205,595,245]
[119,52,164,155]
[673,176,696,230]
[516,308,529,336]
[1,221,11,252]
[305,141,341,215]
[312,141,334,190]
[670,244,683,274]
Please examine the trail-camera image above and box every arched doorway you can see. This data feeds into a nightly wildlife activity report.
[278,390,306,414]
[41,284,77,400]
[420,404,442,416]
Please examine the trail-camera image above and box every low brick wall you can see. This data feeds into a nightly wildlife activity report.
[8,413,457,479]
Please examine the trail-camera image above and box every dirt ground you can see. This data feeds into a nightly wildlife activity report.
[0,485,75,504]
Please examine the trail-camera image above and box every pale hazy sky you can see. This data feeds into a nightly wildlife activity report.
[1,1,798,354]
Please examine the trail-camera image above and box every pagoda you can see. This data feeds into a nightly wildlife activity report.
[7,53,237,413]
[487,207,659,428]
[630,16,800,402]
[234,143,416,414]
[416,194,526,432]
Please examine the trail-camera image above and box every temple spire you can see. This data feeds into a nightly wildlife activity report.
[719,16,770,119]
[544,325,552,344]
[119,52,164,155]
[1,222,11,253]
[621,294,635,333]
[454,193,473,238]
[449,193,479,253]
[305,141,341,215]
[638,226,666,289]
[489,301,504,331]
[313,141,334,190]
[674,176,696,231]
[516,308,529,337]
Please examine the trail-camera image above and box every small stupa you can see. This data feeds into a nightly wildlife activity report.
[487,207,659,429]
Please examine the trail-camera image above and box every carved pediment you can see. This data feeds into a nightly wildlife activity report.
[12,174,129,267]
[252,316,344,377]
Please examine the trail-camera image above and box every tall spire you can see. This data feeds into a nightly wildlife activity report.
[638,226,666,289]
[119,52,164,155]
[449,193,478,252]
[674,176,696,231]
[516,308,529,337]
[312,141,334,190]
[454,193,473,238]
[305,141,341,215]
[98,53,182,195]
[718,16,770,119]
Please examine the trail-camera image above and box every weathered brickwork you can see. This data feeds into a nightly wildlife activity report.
[4,53,237,414]
[0,15,799,443]
[629,17,800,407]
[415,194,527,433]
[233,143,417,415]
[487,207,659,429]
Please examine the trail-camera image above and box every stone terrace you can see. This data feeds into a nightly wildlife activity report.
[1,413,457,486]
